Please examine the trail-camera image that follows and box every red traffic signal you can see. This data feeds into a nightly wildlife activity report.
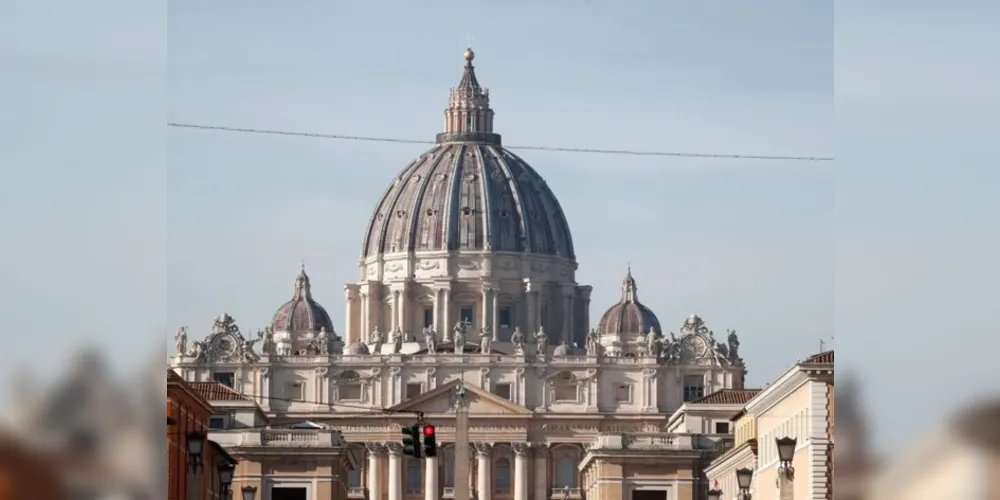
[423,425,435,437]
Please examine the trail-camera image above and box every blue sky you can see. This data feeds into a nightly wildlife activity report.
[2,0,997,454]
[166,1,833,386]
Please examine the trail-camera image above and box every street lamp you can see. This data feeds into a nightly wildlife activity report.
[241,485,258,500]
[735,468,754,500]
[776,437,797,480]
[219,464,235,495]
[707,488,723,500]
[186,432,205,470]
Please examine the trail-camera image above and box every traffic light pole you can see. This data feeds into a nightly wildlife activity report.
[453,383,470,500]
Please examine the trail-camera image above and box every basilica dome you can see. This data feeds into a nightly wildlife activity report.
[597,268,662,335]
[360,50,575,260]
[270,266,335,333]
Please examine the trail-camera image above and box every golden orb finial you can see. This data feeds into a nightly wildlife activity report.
[464,47,475,63]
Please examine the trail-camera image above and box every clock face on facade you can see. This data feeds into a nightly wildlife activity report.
[212,332,238,359]
[681,335,708,360]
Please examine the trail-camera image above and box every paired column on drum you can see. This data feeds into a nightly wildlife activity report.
[344,286,356,344]
[523,280,542,335]
[481,283,500,341]
[561,285,576,344]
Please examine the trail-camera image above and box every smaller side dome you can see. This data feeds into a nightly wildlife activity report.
[270,265,335,333]
[597,267,662,335]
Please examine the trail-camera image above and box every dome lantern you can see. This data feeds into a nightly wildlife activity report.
[597,267,662,336]
[437,47,500,146]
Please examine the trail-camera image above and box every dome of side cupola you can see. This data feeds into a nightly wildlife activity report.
[360,48,575,260]
[597,267,662,335]
[270,265,335,334]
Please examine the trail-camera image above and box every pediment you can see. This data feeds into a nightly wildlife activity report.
[389,380,531,414]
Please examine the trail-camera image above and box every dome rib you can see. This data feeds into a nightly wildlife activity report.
[491,146,531,251]
[359,49,575,261]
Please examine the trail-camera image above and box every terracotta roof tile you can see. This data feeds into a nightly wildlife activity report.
[690,389,761,405]
[188,382,252,402]
[803,350,834,364]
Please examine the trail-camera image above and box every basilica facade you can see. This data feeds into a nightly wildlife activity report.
[170,48,748,500]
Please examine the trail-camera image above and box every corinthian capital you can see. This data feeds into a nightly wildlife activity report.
[386,442,403,456]
[473,442,493,457]
[365,442,387,455]
[512,442,530,457]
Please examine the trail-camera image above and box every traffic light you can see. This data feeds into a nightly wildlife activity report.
[401,425,421,458]
[422,424,437,457]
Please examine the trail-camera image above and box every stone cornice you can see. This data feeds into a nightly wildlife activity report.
[743,366,810,417]
[704,439,757,477]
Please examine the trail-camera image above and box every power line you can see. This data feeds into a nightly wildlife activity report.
[166,122,834,162]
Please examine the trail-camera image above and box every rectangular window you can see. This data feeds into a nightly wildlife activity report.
[348,468,362,488]
[212,372,235,388]
[498,308,512,328]
[339,383,362,401]
[614,384,632,403]
[554,383,577,402]
[460,308,474,325]
[492,383,512,401]
[209,417,226,430]
[424,308,434,328]
[715,422,730,434]
[406,463,422,493]
[286,382,304,401]
[406,383,423,400]
[683,375,705,402]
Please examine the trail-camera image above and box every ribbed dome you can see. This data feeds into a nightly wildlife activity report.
[360,49,575,260]
[597,268,662,335]
[270,266,335,334]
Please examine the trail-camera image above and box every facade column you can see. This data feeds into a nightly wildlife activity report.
[366,443,385,500]
[532,443,549,500]
[344,287,355,344]
[442,288,452,342]
[512,444,529,500]
[424,455,439,500]
[387,443,403,500]
[475,443,492,500]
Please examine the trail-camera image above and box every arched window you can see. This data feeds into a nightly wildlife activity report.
[556,456,576,487]
[494,458,511,493]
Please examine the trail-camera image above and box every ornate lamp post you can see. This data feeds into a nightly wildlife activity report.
[219,464,235,497]
[707,488,723,500]
[241,485,257,500]
[735,467,754,500]
[186,432,205,471]
[776,437,797,481]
